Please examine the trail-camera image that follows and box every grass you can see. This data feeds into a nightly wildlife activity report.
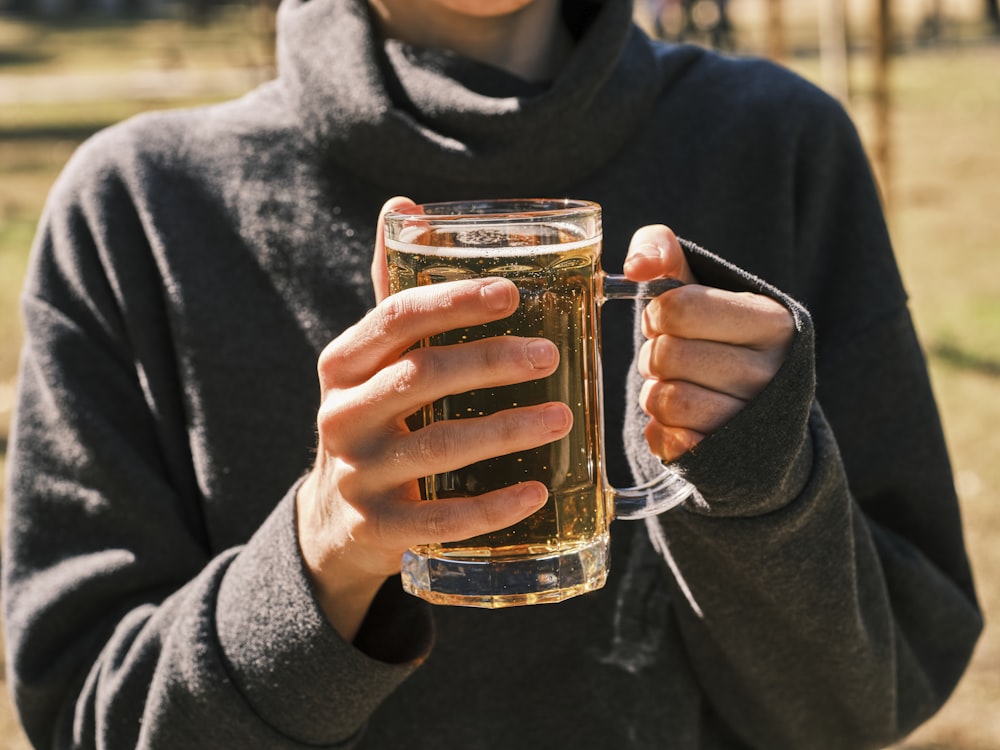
[868,43,1000,750]
[0,5,274,74]
[0,7,998,749]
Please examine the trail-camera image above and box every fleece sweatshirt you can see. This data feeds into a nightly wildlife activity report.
[2,0,981,748]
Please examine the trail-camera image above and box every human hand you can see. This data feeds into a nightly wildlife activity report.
[623,225,795,463]
[297,198,573,640]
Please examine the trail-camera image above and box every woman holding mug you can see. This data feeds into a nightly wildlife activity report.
[3,0,980,747]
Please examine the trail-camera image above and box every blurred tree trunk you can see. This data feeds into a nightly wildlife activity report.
[256,0,280,76]
[987,0,1000,33]
[872,0,892,210]
[819,0,850,105]
[764,0,785,61]
[182,0,213,25]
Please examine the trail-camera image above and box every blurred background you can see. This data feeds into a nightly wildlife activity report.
[1,0,997,747]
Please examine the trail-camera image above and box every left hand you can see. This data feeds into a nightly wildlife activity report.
[623,224,795,462]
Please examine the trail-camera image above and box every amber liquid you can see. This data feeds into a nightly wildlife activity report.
[386,229,610,566]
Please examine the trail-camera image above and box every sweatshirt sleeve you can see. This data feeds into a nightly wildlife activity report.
[1,137,431,749]
[622,102,982,745]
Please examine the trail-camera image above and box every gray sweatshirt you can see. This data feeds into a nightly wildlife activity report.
[2,0,981,747]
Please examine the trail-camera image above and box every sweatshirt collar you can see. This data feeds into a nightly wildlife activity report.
[276,0,659,197]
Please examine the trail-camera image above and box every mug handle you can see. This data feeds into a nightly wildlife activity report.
[600,274,695,520]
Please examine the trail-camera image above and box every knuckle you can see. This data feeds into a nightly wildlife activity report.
[317,340,337,374]
[497,409,530,442]
[668,283,699,315]
[385,356,424,396]
[472,498,507,535]
[749,350,781,387]
[653,380,702,425]
[644,421,700,462]
[417,503,450,540]
[481,339,514,372]
[648,334,681,378]
[366,492,416,549]
[747,295,794,345]
[638,378,656,415]
[378,293,413,329]
[637,340,653,378]
[332,464,366,505]
[651,379,681,412]
[651,286,693,332]
[317,314,386,388]
[316,396,349,437]
[644,420,671,460]
[316,333,353,385]
[675,382,702,412]
[772,307,796,343]
[374,291,430,342]
[367,503,395,546]
[405,425,453,467]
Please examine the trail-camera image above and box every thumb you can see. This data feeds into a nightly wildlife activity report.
[622,224,698,285]
[372,196,417,304]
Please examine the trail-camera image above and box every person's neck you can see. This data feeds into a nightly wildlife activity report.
[368,0,574,82]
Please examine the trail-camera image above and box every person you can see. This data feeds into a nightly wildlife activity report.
[1,0,982,747]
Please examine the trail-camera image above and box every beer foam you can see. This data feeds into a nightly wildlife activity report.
[385,234,601,258]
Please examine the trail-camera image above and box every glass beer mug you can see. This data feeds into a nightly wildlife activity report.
[383,199,694,608]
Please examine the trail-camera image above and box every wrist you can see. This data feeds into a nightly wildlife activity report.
[295,471,389,643]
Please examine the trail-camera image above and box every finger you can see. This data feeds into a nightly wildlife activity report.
[377,402,574,489]
[643,421,704,463]
[372,337,560,423]
[320,337,561,441]
[377,482,550,548]
[638,334,782,401]
[643,284,794,351]
[372,196,416,305]
[320,278,520,387]
[639,377,746,435]
[622,224,698,285]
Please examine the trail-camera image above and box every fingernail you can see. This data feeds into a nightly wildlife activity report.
[517,484,548,510]
[482,280,514,312]
[526,340,557,369]
[626,242,666,264]
[541,404,572,432]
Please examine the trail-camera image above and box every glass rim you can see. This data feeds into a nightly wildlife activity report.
[383,198,601,224]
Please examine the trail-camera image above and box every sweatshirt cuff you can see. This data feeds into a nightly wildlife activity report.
[214,484,433,745]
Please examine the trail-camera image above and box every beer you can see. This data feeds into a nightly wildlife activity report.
[386,230,609,572]
[383,199,691,608]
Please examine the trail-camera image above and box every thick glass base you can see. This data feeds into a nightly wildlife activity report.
[400,535,609,608]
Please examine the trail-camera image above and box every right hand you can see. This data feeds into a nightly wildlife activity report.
[296,198,573,641]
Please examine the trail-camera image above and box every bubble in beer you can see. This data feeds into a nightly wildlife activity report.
[385,235,603,557]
